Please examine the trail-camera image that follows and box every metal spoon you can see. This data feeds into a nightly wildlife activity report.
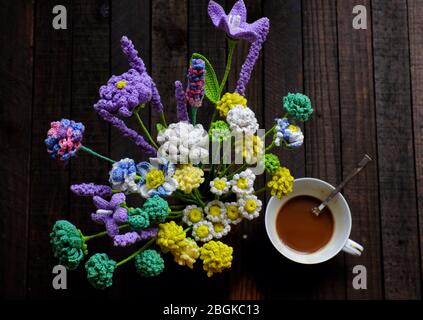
[312,154,372,216]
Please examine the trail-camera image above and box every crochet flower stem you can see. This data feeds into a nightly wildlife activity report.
[264,125,276,139]
[228,163,248,179]
[219,38,238,96]
[193,189,206,207]
[83,224,129,241]
[80,145,115,164]
[219,164,233,177]
[116,237,156,267]
[160,112,167,128]
[265,141,276,153]
[254,187,266,195]
[134,107,159,149]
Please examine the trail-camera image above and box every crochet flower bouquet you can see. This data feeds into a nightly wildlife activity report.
[47,0,313,289]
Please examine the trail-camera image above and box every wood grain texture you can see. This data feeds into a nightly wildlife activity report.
[0,0,33,299]
[263,0,311,300]
[408,0,423,294]
[372,0,421,299]
[302,0,345,300]
[27,0,72,299]
[109,0,152,298]
[227,0,265,300]
[69,0,111,298]
[336,0,383,299]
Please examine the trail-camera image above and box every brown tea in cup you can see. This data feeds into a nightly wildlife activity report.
[276,195,334,253]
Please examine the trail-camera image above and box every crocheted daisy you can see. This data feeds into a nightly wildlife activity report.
[211,220,231,239]
[216,92,247,117]
[238,195,262,220]
[109,158,139,194]
[192,220,214,242]
[230,168,255,195]
[205,200,227,222]
[210,177,230,196]
[157,121,209,164]
[226,105,258,135]
[182,205,204,226]
[274,118,304,149]
[136,157,178,198]
[224,202,243,225]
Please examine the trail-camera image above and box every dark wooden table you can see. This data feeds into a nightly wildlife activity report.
[1,0,422,300]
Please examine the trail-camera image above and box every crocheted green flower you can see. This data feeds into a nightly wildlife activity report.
[264,153,280,175]
[142,195,169,224]
[283,93,313,122]
[128,207,150,230]
[209,120,231,142]
[50,220,87,270]
[85,253,117,289]
[135,249,164,277]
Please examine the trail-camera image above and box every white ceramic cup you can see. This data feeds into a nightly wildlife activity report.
[265,177,363,264]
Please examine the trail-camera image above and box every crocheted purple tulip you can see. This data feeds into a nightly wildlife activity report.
[208,0,269,43]
[45,119,85,161]
[235,18,269,95]
[91,193,128,237]
[71,183,112,197]
[186,59,205,108]
[113,228,158,247]
[175,81,189,122]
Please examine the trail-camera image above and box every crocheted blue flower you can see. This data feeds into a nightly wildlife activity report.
[274,118,304,149]
[109,158,138,194]
[50,220,87,270]
[85,253,117,289]
[135,249,164,277]
[45,119,85,161]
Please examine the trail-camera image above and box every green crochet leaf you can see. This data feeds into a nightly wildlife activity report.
[191,53,220,104]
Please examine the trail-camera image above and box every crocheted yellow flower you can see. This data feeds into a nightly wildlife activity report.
[200,240,233,277]
[172,238,200,269]
[216,92,247,117]
[156,221,186,253]
[174,164,205,194]
[235,134,264,164]
[267,166,294,199]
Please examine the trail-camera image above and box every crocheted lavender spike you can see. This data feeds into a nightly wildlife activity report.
[175,81,189,122]
[71,183,112,197]
[95,106,157,156]
[120,36,146,74]
[113,228,158,247]
[236,18,270,95]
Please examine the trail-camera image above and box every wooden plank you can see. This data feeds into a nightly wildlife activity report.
[109,0,152,298]
[225,0,265,300]
[151,0,188,131]
[69,0,111,297]
[0,0,33,299]
[336,0,383,299]
[263,0,312,300]
[302,0,345,300]
[372,0,421,299]
[27,0,72,299]
[409,0,423,294]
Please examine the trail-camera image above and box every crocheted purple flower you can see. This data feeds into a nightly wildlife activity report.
[71,183,112,197]
[113,227,158,247]
[186,59,205,108]
[91,193,128,237]
[95,70,153,118]
[208,0,269,43]
[45,119,84,161]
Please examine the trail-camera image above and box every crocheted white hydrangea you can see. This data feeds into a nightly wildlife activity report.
[157,122,209,164]
[226,105,259,135]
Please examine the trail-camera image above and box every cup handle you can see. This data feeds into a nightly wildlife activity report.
[342,239,364,256]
